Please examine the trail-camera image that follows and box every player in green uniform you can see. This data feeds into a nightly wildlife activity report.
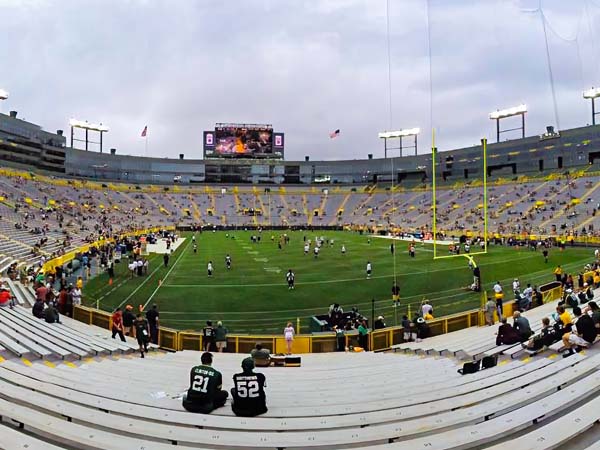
[182,352,228,413]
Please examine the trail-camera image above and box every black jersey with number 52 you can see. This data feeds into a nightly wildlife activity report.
[231,372,267,416]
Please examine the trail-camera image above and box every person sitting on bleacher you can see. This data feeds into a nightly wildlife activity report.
[583,301,600,329]
[496,318,521,346]
[44,302,60,324]
[251,343,271,367]
[513,311,532,341]
[554,305,573,330]
[562,306,598,358]
[0,285,15,309]
[522,317,559,351]
[182,352,228,414]
[32,298,45,319]
[230,357,268,417]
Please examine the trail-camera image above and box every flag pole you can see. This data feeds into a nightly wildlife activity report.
[145,134,148,156]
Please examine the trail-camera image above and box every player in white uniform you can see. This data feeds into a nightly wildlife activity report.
[314,246,319,258]
[366,261,372,279]
[341,245,346,255]
[207,261,214,277]
[225,255,232,270]
[304,243,310,255]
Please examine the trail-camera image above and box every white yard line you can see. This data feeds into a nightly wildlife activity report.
[142,240,191,309]
[116,263,164,309]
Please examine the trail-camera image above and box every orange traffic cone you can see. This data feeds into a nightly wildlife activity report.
[108,278,113,286]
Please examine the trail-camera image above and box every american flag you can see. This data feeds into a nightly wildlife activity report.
[141,126,148,137]
[329,129,340,139]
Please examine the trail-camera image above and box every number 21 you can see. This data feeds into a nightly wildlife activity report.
[192,375,209,393]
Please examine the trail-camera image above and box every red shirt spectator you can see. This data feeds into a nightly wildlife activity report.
[112,311,124,330]
[36,285,48,302]
[0,289,12,307]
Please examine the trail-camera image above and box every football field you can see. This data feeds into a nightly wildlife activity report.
[83,231,593,333]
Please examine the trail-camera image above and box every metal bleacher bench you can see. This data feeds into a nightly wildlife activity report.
[1,351,599,449]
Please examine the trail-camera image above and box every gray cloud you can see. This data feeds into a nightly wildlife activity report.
[0,0,598,160]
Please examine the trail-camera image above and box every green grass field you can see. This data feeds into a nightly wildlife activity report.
[83,231,593,333]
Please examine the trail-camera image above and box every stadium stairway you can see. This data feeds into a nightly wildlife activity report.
[0,327,600,450]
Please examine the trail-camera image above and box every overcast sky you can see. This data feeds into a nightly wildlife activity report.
[0,0,598,160]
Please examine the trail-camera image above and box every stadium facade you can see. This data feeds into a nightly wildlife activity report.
[1,110,600,185]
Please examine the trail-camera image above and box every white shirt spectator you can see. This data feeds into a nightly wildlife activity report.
[71,287,82,305]
[493,283,503,294]
[422,302,433,317]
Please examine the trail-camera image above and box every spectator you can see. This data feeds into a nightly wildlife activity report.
[496,318,521,345]
[402,315,416,342]
[230,357,268,417]
[415,317,431,341]
[182,352,228,414]
[146,304,160,344]
[57,286,67,315]
[513,311,532,341]
[484,297,496,326]
[111,308,126,342]
[123,305,136,337]
[134,313,150,358]
[71,284,82,308]
[35,282,48,302]
[512,278,520,294]
[334,325,345,351]
[584,301,600,329]
[522,317,558,351]
[373,316,386,330]
[32,298,45,319]
[493,281,504,320]
[533,286,543,307]
[76,276,83,290]
[44,302,60,324]
[562,306,598,357]
[421,300,433,317]
[214,321,228,353]
[357,319,369,350]
[522,283,533,309]
[251,343,271,367]
[284,322,294,355]
[65,285,74,317]
[202,321,215,351]
[554,265,563,283]
[0,285,15,309]
[555,305,573,329]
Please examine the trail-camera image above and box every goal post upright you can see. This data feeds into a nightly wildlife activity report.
[431,133,489,261]
[431,127,438,259]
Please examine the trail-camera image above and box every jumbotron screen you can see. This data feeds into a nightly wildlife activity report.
[204,124,284,159]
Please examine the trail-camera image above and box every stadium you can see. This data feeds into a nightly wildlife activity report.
[1,1,600,449]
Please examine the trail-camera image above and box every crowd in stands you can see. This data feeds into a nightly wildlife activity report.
[492,259,600,358]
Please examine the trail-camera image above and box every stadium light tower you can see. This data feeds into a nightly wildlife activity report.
[69,118,109,152]
[489,104,527,143]
[583,87,600,126]
[378,128,420,158]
